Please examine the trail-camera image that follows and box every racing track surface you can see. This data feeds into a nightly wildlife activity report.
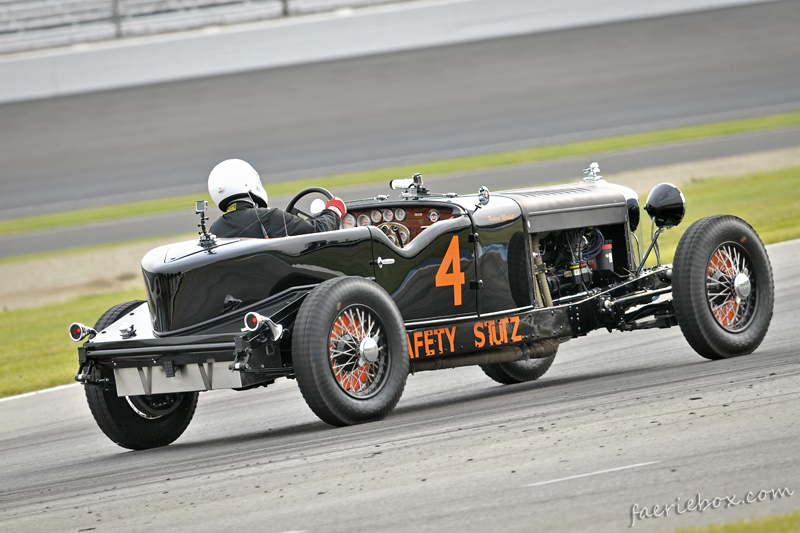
[1,0,800,218]
[1,240,798,532]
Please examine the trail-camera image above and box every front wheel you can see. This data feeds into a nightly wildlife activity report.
[672,215,774,359]
[84,301,198,449]
[292,277,409,426]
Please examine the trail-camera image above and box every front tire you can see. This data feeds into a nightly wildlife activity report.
[672,215,774,359]
[85,301,198,450]
[292,277,409,426]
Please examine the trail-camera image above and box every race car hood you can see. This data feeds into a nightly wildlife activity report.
[497,182,629,232]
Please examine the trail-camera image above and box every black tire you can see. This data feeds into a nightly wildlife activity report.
[85,301,199,450]
[480,340,559,384]
[673,215,774,360]
[292,277,409,426]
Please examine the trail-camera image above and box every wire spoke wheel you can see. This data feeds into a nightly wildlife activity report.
[705,242,756,332]
[292,277,408,426]
[673,215,773,360]
[328,305,388,398]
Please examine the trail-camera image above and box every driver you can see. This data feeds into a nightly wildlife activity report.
[207,159,346,238]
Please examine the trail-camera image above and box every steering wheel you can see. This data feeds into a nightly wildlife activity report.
[285,187,334,218]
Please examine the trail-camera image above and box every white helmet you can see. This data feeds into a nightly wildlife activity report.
[208,159,269,212]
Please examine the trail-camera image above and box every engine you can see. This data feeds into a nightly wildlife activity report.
[536,227,619,300]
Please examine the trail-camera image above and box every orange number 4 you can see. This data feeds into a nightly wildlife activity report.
[435,235,466,306]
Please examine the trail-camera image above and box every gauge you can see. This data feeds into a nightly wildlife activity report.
[342,213,356,229]
[357,214,371,226]
[380,225,398,245]
[382,209,394,222]
[395,208,406,221]
[371,210,382,223]
[428,210,440,223]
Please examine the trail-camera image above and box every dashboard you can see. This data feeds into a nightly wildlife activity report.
[342,205,455,246]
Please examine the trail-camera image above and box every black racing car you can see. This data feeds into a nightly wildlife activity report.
[69,166,774,450]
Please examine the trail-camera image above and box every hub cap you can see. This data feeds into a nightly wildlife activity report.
[706,243,756,331]
[329,305,388,398]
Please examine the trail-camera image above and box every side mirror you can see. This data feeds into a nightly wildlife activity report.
[645,183,685,228]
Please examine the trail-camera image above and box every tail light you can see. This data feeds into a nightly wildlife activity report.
[69,323,97,342]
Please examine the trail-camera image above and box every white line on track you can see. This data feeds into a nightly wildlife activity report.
[0,383,78,403]
[523,461,661,488]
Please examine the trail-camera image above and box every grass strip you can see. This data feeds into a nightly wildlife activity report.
[664,510,800,533]
[0,289,146,398]
[647,165,800,264]
[1,166,799,397]
[2,110,800,237]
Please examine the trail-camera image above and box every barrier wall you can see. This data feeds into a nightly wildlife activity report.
[0,0,412,53]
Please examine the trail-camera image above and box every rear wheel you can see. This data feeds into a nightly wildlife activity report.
[480,339,559,384]
[85,301,198,450]
[292,277,409,426]
[673,215,774,359]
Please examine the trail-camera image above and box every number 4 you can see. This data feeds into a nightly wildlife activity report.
[436,235,466,306]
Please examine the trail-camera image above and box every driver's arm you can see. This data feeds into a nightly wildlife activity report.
[277,197,346,237]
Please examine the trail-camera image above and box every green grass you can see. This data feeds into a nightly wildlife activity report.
[2,110,800,237]
[646,166,800,264]
[664,510,800,533]
[1,165,799,398]
[0,289,146,398]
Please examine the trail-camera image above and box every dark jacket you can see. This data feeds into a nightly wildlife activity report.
[209,201,340,239]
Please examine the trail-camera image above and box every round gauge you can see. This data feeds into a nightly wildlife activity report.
[371,210,382,223]
[382,209,394,222]
[398,230,409,245]
[428,210,440,223]
[342,213,356,229]
[357,214,371,226]
[395,208,406,221]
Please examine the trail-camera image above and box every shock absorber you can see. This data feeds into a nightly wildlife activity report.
[530,234,553,308]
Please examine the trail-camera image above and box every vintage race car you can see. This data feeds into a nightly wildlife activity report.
[69,165,774,450]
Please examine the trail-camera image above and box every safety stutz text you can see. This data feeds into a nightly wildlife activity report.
[406,316,525,359]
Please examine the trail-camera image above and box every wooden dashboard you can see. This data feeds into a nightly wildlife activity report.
[342,205,455,246]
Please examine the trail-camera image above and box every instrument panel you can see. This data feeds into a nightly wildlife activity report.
[342,205,454,246]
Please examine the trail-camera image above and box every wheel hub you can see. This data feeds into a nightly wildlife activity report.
[706,243,756,331]
[328,305,388,398]
[359,336,380,365]
[733,272,751,300]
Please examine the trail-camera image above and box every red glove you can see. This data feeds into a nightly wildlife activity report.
[324,196,347,219]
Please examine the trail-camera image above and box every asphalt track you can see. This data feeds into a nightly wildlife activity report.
[1,239,798,532]
[2,125,800,258]
[1,0,799,220]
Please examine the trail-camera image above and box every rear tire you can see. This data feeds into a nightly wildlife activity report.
[292,277,409,426]
[85,301,198,450]
[672,215,774,359]
[480,340,559,384]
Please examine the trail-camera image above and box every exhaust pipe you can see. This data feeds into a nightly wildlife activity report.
[410,339,559,373]
[69,323,97,342]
